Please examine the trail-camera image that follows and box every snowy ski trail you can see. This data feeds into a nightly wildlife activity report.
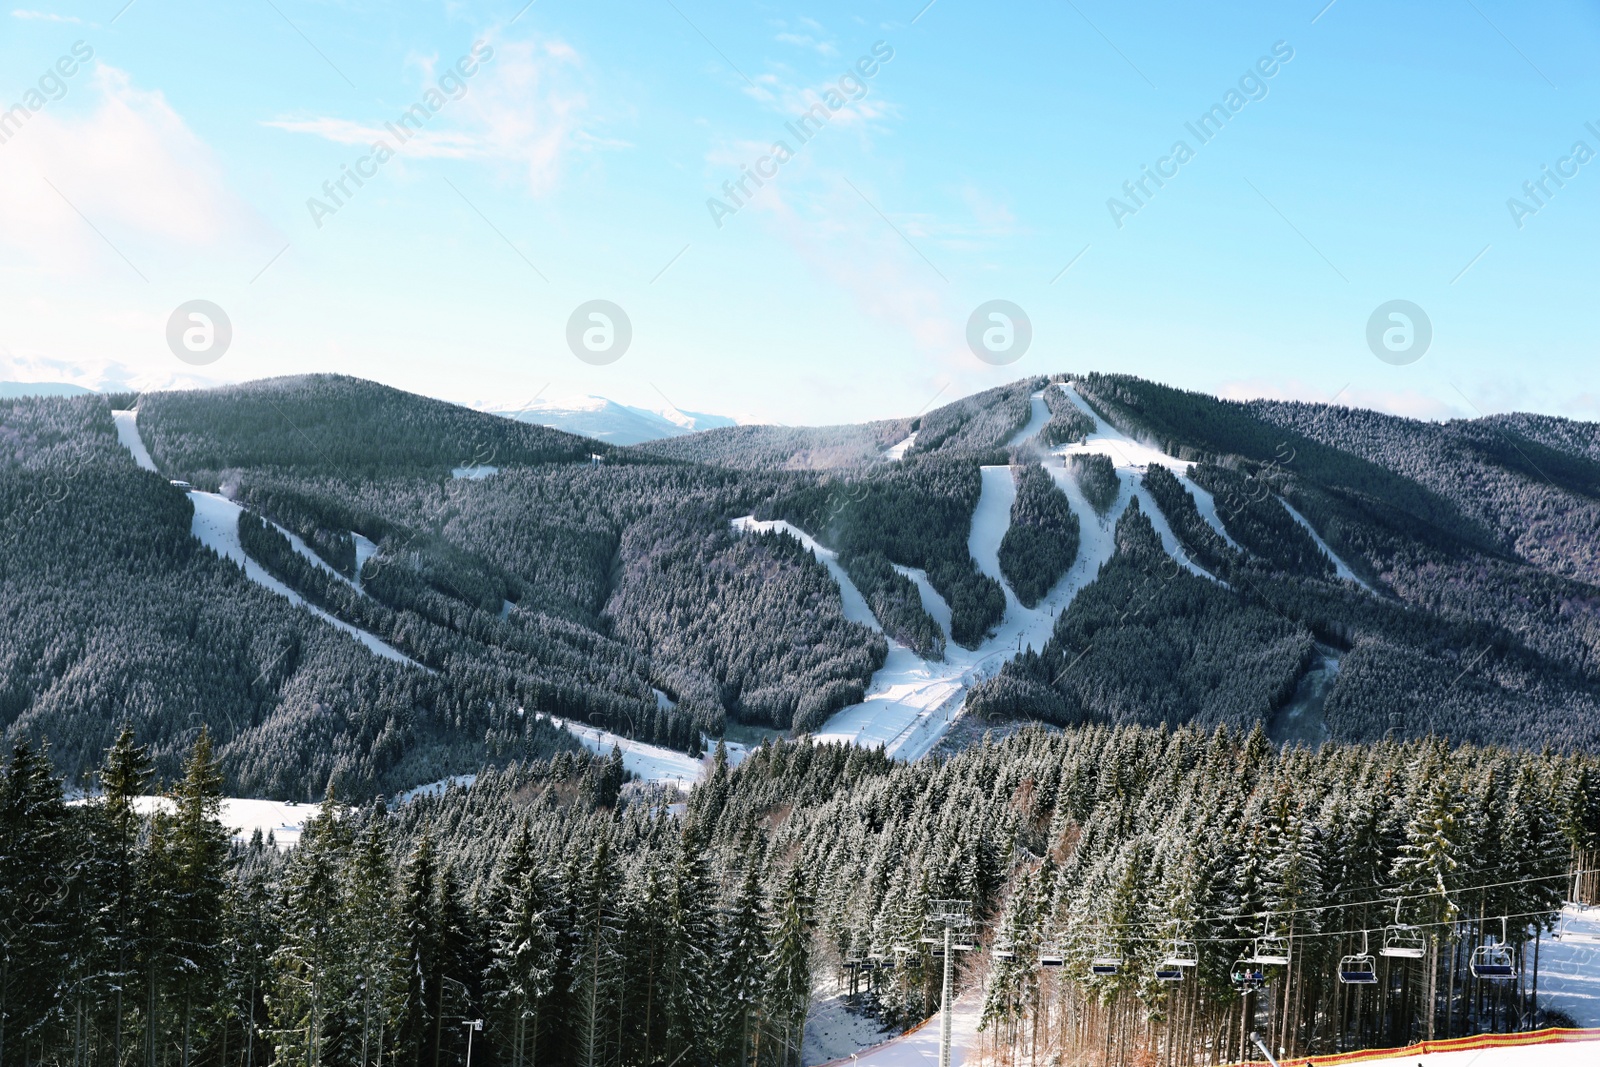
[540,713,705,788]
[1005,391,1051,447]
[814,994,982,1067]
[882,431,918,460]
[111,410,426,670]
[1279,496,1377,592]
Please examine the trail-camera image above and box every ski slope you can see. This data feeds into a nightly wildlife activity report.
[813,995,982,1067]
[882,431,918,460]
[111,410,426,670]
[540,713,704,788]
[1280,496,1377,593]
[1006,390,1051,447]
[1537,906,1600,1026]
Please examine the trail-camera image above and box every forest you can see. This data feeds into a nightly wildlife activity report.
[2,719,1597,1067]
[9,368,1600,801]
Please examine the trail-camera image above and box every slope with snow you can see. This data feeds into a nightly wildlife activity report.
[1280,496,1377,592]
[882,431,918,460]
[112,410,426,670]
[1536,906,1600,1027]
[814,994,982,1067]
[1005,390,1051,447]
[540,713,705,788]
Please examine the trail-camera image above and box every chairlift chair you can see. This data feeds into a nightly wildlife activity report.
[991,939,1016,961]
[1249,928,1290,967]
[1162,939,1199,969]
[1037,940,1064,968]
[1089,941,1122,977]
[1338,932,1378,986]
[1154,962,1184,983]
[1230,957,1266,991]
[1471,918,1518,981]
[1379,901,1425,959]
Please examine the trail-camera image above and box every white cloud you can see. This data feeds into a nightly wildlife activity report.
[266,37,596,196]
[0,64,261,272]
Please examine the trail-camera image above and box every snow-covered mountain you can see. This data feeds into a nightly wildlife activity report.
[492,395,737,445]
[0,381,95,399]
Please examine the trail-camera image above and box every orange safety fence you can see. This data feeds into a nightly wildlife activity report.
[1220,1025,1600,1066]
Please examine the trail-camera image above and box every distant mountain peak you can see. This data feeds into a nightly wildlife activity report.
[490,394,737,445]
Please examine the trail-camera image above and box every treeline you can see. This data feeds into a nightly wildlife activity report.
[842,551,946,659]
[998,463,1079,607]
[7,716,1600,1065]
[908,379,1042,457]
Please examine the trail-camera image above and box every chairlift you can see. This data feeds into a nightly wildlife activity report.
[1379,900,1426,959]
[1089,939,1122,977]
[1248,925,1290,967]
[1338,931,1378,986]
[1471,918,1518,981]
[1154,962,1184,983]
[991,940,1016,961]
[1038,940,1064,968]
[1230,957,1266,991]
[1162,938,1199,969]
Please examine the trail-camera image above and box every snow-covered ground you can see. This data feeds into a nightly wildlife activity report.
[1279,496,1377,593]
[540,713,704,789]
[352,531,379,585]
[188,490,424,668]
[1536,906,1600,1026]
[883,432,918,461]
[816,994,981,1067]
[1005,391,1051,448]
[112,410,157,472]
[76,795,317,849]
[803,990,897,1066]
[451,465,499,480]
[111,410,425,670]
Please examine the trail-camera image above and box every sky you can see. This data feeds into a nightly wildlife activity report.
[0,0,1596,426]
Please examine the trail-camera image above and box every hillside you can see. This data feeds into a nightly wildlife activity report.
[6,373,1600,797]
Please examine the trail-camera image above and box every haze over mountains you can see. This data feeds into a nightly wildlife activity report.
[6,370,1600,799]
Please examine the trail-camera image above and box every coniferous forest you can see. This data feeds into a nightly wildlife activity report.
[9,371,1600,1064]
[3,724,1598,1066]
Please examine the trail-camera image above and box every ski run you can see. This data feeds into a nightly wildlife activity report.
[736,381,1377,763]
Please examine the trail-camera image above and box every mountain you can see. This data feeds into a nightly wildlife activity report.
[7,371,1600,800]
[493,394,737,445]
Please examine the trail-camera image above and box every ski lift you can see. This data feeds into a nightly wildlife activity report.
[991,939,1016,961]
[1470,918,1517,981]
[1248,927,1290,967]
[1162,938,1199,969]
[1379,900,1425,959]
[1089,939,1122,977]
[1154,962,1184,983]
[1230,957,1266,991]
[1338,931,1378,986]
[1038,940,1064,968]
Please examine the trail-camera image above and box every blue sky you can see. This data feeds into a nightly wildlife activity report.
[0,0,1596,425]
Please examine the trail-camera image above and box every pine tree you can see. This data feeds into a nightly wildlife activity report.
[166,728,230,1067]
[345,805,405,1067]
[0,742,71,1066]
[271,790,351,1067]
[97,727,153,1066]
[486,825,557,1067]
[763,864,814,1067]
[717,855,768,1067]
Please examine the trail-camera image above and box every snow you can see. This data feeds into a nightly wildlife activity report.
[451,465,499,480]
[883,432,918,460]
[1537,906,1600,1027]
[1005,391,1051,448]
[733,456,1123,760]
[803,990,896,1066]
[391,774,477,805]
[1180,473,1244,550]
[188,490,427,669]
[108,409,426,670]
[75,795,316,850]
[815,994,982,1067]
[540,713,704,789]
[111,410,157,472]
[892,564,952,646]
[352,531,379,584]
[1279,496,1377,593]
